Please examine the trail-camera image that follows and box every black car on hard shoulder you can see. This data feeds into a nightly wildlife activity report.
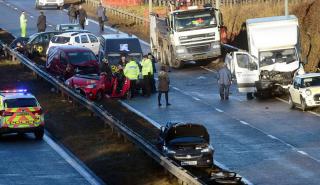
[157,122,214,167]
[10,31,60,58]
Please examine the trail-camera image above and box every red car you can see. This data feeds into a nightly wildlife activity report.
[46,46,99,79]
[65,73,131,101]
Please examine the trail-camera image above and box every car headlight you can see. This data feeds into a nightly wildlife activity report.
[201,145,213,153]
[86,84,96,89]
[163,146,176,154]
[305,89,312,96]
[176,46,185,54]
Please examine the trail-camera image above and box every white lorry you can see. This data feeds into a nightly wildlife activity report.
[150,2,224,68]
[226,15,303,99]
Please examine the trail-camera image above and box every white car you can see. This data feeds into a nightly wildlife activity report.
[47,32,100,55]
[288,73,320,111]
[35,0,64,9]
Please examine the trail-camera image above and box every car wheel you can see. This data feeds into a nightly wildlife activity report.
[34,128,44,140]
[246,92,254,100]
[289,95,295,109]
[301,97,307,111]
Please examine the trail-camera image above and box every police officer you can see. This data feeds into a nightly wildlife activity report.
[141,55,153,97]
[20,11,27,37]
[148,53,157,93]
[124,58,140,98]
[37,11,46,32]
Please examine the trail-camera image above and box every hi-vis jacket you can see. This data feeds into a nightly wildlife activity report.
[124,60,140,80]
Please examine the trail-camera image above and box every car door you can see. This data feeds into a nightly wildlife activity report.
[232,51,259,93]
[56,51,68,75]
[290,77,302,104]
[80,34,91,49]
[88,34,100,55]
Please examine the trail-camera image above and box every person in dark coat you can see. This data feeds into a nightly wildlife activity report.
[158,65,170,106]
[37,11,46,32]
[68,4,77,23]
[96,3,107,33]
[148,53,157,93]
[217,63,232,100]
[78,5,87,29]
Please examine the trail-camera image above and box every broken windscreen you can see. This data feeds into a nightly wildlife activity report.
[259,48,297,67]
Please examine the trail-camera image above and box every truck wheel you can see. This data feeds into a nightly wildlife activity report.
[246,93,254,100]
[168,46,183,68]
[34,128,44,140]
[301,97,307,111]
[289,95,295,109]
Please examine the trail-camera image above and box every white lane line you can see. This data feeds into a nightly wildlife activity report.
[215,108,224,113]
[297,150,308,155]
[44,135,101,185]
[30,15,34,18]
[193,97,201,101]
[14,7,17,10]
[268,134,277,140]
[6,3,9,6]
[120,101,162,129]
[172,87,180,91]
[276,97,320,117]
[200,66,217,73]
[240,120,249,125]
[48,24,53,27]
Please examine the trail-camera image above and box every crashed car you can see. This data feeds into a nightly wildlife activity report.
[55,23,81,32]
[157,122,214,167]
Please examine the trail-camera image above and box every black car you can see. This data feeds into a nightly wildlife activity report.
[158,122,214,167]
[98,33,143,69]
[10,31,60,58]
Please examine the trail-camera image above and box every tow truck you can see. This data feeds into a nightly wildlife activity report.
[0,89,45,139]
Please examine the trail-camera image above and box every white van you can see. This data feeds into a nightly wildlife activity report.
[35,0,64,9]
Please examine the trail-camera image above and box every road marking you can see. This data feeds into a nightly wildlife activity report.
[44,135,101,185]
[48,24,53,27]
[268,134,277,139]
[197,76,206,80]
[240,120,249,125]
[297,150,308,155]
[30,15,34,18]
[200,66,217,73]
[14,7,17,10]
[276,97,320,117]
[215,108,224,113]
[172,87,180,91]
[193,97,201,101]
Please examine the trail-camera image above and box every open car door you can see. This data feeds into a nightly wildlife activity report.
[232,51,259,93]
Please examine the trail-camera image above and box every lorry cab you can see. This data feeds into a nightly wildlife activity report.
[98,33,143,71]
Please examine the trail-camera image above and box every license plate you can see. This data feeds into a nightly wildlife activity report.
[181,161,197,166]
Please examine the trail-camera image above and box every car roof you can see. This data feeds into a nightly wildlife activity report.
[56,30,89,37]
[296,73,320,79]
[101,34,143,54]
[57,23,80,27]
[101,33,138,39]
[54,45,92,51]
[0,93,36,100]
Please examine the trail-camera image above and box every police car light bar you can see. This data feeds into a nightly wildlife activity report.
[0,89,27,93]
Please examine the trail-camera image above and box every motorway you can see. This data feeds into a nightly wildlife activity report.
[1,0,320,184]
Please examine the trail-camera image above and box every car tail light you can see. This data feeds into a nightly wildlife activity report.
[0,110,14,116]
[32,109,43,115]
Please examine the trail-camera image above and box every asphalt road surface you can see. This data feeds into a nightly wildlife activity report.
[1,0,320,184]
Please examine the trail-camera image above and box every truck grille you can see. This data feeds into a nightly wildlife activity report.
[187,45,210,54]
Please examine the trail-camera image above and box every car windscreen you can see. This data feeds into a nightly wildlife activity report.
[61,25,81,31]
[51,36,70,44]
[301,76,320,87]
[67,51,96,64]
[174,10,217,32]
[4,98,38,108]
[165,124,209,143]
[260,48,297,67]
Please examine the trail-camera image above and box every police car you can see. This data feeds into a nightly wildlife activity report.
[0,89,44,139]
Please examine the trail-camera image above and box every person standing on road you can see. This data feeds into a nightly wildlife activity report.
[148,53,157,93]
[96,3,107,33]
[20,11,27,37]
[78,5,87,29]
[37,11,46,32]
[124,58,140,98]
[217,63,232,100]
[68,4,77,23]
[158,65,170,106]
[141,55,153,97]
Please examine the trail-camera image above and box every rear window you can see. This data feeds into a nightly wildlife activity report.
[67,51,96,64]
[4,98,38,108]
[52,36,70,44]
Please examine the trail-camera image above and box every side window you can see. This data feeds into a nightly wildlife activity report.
[236,53,257,70]
[75,36,80,43]
[60,52,67,64]
[43,34,50,42]
[80,35,89,43]
[32,36,42,44]
[88,34,98,43]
